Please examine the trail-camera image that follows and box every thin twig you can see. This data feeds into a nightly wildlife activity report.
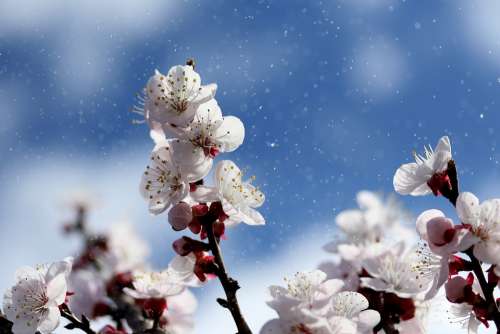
[205,219,252,334]
[465,248,500,330]
[60,306,96,334]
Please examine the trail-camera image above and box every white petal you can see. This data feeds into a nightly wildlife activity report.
[393,162,431,196]
[356,191,382,210]
[434,136,451,154]
[239,207,265,226]
[213,116,245,152]
[14,266,43,282]
[192,83,217,105]
[242,182,265,208]
[360,277,390,292]
[46,274,68,306]
[190,185,219,203]
[318,279,344,297]
[473,241,500,264]
[192,99,223,124]
[45,258,72,282]
[456,192,480,225]
[468,313,480,334]
[331,291,368,316]
[479,199,500,229]
[167,289,198,315]
[260,319,282,333]
[37,307,61,334]
[215,160,242,191]
[337,244,362,262]
[12,315,41,334]
[424,257,449,300]
[415,209,445,240]
[171,139,212,182]
[335,210,364,234]
[149,126,168,145]
[431,150,452,173]
[358,309,381,330]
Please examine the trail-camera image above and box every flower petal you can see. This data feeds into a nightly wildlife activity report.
[358,309,381,331]
[37,307,61,334]
[171,139,212,182]
[190,186,219,203]
[415,209,445,240]
[335,209,364,235]
[213,116,245,152]
[393,162,432,196]
[46,273,68,306]
[434,136,451,154]
[239,207,265,226]
[456,192,480,226]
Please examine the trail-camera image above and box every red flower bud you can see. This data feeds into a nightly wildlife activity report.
[143,298,167,320]
[427,171,451,196]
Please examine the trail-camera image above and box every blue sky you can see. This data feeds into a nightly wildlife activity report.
[1,0,500,332]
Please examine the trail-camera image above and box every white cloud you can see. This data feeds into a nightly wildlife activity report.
[351,38,408,98]
[460,0,500,69]
[0,0,179,94]
[0,145,160,291]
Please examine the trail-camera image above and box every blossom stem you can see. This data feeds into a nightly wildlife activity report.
[465,248,500,330]
[60,305,96,334]
[441,160,459,206]
[205,220,252,334]
[0,314,13,334]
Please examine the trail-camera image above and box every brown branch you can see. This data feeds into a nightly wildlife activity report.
[465,248,500,330]
[0,314,13,334]
[60,305,96,334]
[205,220,252,334]
[441,160,459,206]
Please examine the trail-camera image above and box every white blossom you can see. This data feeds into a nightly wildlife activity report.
[411,243,449,300]
[123,269,186,300]
[106,223,150,273]
[144,65,217,128]
[67,268,106,319]
[262,270,379,334]
[191,160,265,226]
[140,141,190,214]
[2,258,73,334]
[267,270,343,315]
[151,99,245,182]
[360,242,427,298]
[456,192,500,265]
[393,136,452,196]
[162,289,197,334]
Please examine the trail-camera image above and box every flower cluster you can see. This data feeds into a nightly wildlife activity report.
[393,136,500,332]
[1,199,198,334]
[304,190,433,333]
[136,61,265,333]
[261,270,380,333]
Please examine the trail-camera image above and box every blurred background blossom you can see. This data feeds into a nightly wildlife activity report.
[2,0,500,332]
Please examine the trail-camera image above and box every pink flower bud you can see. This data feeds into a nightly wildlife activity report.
[168,202,193,231]
[427,217,455,246]
[445,276,470,303]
